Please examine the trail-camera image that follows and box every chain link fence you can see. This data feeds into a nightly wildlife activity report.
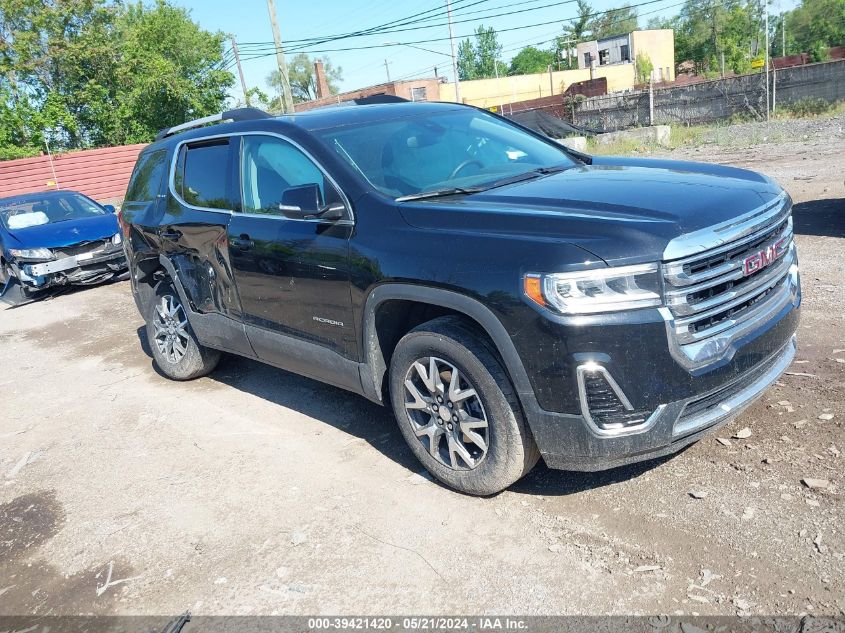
[568,59,845,132]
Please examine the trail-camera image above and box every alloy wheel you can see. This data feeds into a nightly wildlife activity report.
[403,356,489,470]
[153,294,190,364]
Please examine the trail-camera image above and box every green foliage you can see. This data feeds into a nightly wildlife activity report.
[509,46,555,75]
[786,96,835,116]
[457,25,503,80]
[667,0,768,75]
[0,0,233,158]
[266,54,342,104]
[783,0,845,57]
[591,4,639,39]
[635,52,654,83]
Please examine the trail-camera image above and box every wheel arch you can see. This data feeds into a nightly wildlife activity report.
[361,284,536,409]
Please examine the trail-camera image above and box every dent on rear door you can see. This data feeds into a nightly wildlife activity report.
[161,138,244,320]
[163,212,239,317]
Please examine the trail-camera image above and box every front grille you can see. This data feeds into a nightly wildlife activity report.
[662,200,795,346]
[53,239,110,259]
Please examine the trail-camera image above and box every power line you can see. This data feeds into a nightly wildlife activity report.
[230,0,676,60]
[238,0,483,51]
[240,0,581,53]
[387,0,698,82]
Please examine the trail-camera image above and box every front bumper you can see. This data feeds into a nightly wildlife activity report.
[531,334,796,471]
[515,265,801,471]
[16,249,127,289]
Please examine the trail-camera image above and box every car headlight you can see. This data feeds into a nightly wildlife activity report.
[524,263,663,314]
[9,247,54,261]
[112,233,123,245]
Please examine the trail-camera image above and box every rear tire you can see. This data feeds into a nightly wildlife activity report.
[146,282,220,380]
[389,316,540,495]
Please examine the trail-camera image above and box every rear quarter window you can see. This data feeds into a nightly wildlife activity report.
[126,150,167,202]
[175,141,231,209]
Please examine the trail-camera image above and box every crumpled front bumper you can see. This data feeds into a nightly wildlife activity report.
[16,248,127,289]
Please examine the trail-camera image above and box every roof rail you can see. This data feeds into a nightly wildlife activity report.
[154,107,271,141]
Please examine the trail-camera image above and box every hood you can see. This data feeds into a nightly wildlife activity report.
[397,158,784,265]
[5,214,119,250]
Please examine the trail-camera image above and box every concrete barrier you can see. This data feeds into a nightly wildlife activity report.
[556,136,588,152]
[595,125,671,147]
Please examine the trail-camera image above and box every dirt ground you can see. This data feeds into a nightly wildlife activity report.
[1,118,843,618]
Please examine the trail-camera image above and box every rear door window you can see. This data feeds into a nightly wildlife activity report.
[174,140,231,209]
[126,150,167,202]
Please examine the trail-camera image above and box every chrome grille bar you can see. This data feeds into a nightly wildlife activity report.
[661,194,797,364]
[666,240,795,318]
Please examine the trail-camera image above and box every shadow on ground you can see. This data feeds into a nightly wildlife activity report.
[792,198,845,238]
[136,327,674,497]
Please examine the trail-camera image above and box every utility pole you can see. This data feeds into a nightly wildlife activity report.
[384,59,391,82]
[445,0,462,103]
[782,13,786,56]
[765,0,770,122]
[266,0,294,113]
[230,37,251,107]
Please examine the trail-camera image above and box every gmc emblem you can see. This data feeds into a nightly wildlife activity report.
[743,237,788,276]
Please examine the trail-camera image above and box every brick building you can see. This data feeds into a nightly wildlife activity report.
[294,60,441,111]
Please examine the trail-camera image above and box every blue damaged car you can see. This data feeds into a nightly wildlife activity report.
[0,190,127,304]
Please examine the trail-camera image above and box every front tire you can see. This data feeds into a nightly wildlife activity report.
[389,316,540,495]
[146,282,220,380]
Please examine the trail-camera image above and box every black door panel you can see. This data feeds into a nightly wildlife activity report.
[229,134,358,364]
[227,215,355,357]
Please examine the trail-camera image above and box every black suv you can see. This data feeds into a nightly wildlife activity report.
[121,103,800,495]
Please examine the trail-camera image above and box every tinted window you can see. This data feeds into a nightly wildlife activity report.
[240,136,340,216]
[178,141,230,209]
[126,150,166,202]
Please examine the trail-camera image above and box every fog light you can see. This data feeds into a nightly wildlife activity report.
[577,364,654,435]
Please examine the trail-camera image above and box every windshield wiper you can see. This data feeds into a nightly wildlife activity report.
[478,164,572,191]
[396,187,485,202]
[395,165,572,201]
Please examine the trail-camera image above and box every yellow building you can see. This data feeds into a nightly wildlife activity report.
[577,29,675,83]
[439,29,675,109]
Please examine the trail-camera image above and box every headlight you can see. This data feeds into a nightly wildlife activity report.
[9,247,54,261]
[112,233,123,245]
[524,263,662,314]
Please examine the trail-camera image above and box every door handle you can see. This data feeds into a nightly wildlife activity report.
[160,229,183,240]
[230,235,254,251]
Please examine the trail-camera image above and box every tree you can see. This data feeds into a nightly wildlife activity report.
[783,0,845,59]
[266,53,342,104]
[110,0,234,145]
[509,46,555,75]
[457,25,503,80]
[457,38,477,80]
[554,0,593,68]
[0,0,233,156]
[591,4,639,39]
[635,52,654,82]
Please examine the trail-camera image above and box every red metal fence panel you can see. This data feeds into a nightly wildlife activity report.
[0,143,147,203]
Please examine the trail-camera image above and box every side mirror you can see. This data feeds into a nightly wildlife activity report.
[279,184,345,222]
[103,204,116,213]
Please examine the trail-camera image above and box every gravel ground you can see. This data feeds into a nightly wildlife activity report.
[0,116,843,618]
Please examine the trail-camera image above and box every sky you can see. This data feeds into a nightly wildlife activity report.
[175,0,795,104]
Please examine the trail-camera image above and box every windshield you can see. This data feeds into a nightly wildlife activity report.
[314,108,577,199]
[0,193,108,230]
